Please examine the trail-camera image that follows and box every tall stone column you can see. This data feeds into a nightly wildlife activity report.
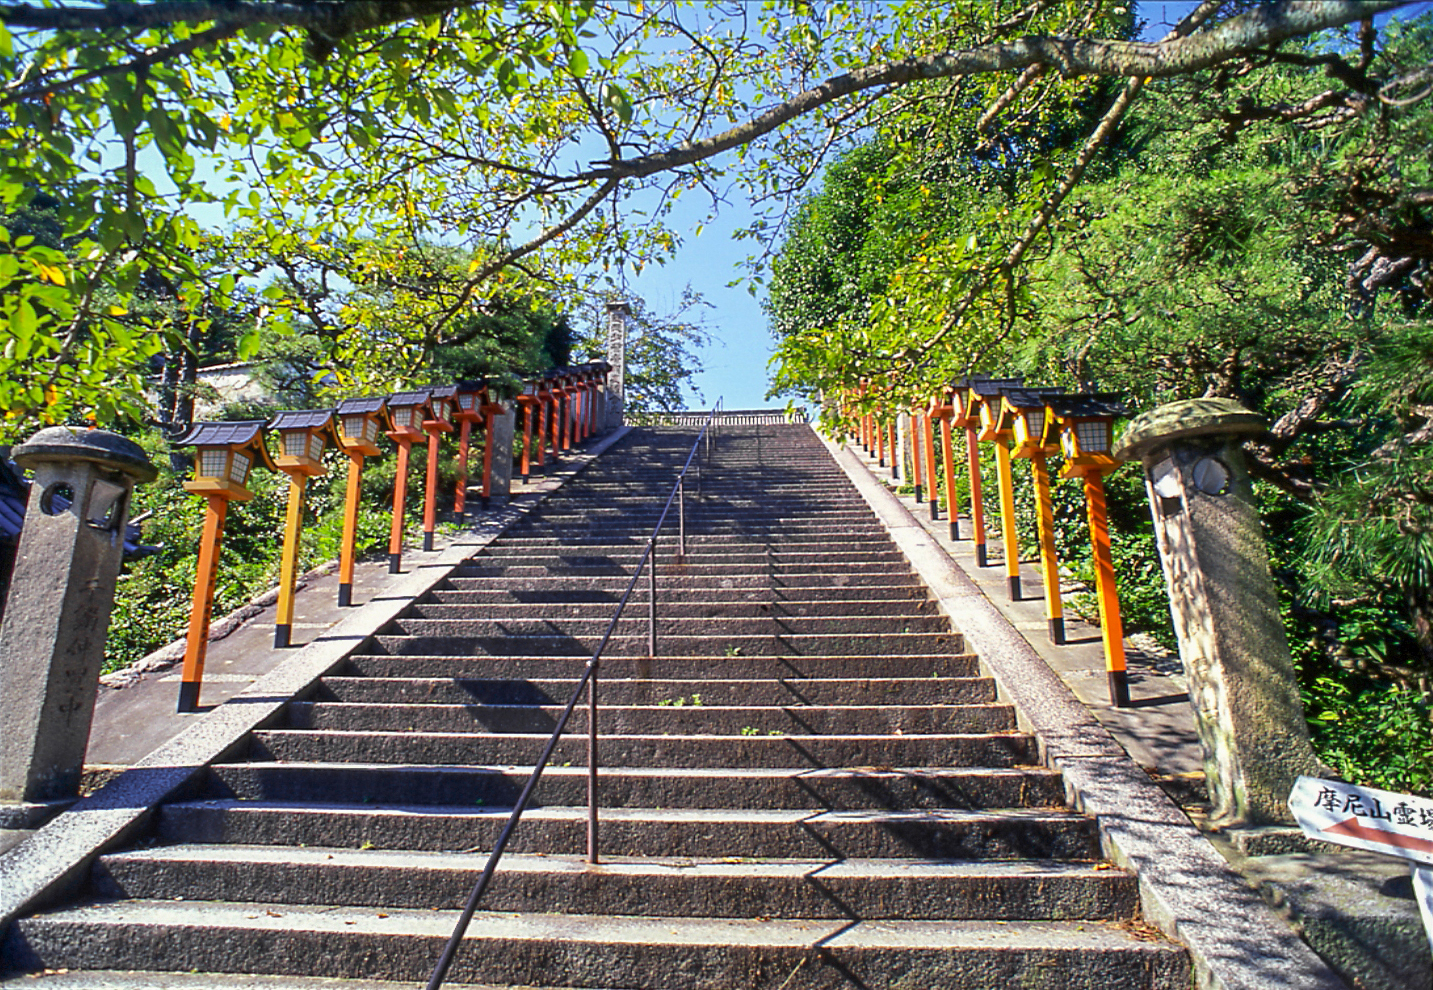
[0,428,156,816]
[605,301,630,429]
[1115,399,1326,826]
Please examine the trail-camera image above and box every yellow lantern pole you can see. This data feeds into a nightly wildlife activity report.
[1031,453,1065,644]
[178,494,227,713]
[994,439,1021,600]
[964,422,988,566]
[274,471,306,649]
[270,410,336,648]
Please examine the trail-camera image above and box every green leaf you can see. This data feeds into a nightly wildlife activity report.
[569,49,590,77]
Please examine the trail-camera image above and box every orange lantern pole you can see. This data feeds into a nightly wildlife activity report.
[959,375,1021,568]
[172,421,276,712]
[921,410,940,521]
[1049,394,1131,707]
[451,381,485,518]
[1004,388,1068,645]
[929,387,962,540]
[334,397,388,607]
[421,385,457,552]
[887,420,898,480]
[545,374,562,461]
[515,379,540,482]
[269,409,339,649]
[385,389,433,573]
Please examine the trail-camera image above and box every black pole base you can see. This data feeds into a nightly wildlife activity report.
[176,681,200,714]
[1008,575,1021,601]
[274,624,291,650]
[388,553,402,574]
[1048,616,1066,646]
[423,532,434,552]
[929,501,938,522]
[975,543,988,567]
[878,456,885,468]
[913,484,922,504]
[949,519,959,541]
[338,583,352,608]
[1109,669,1131,708]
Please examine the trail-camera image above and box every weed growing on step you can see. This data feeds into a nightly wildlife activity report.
[657,694,702,707]
[740,726,758,736]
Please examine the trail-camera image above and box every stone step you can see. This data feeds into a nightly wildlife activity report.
[313,675,997,707]
[4,900,1188,989]
[281,701,1018,736]
[157,802,1099,860]
[448,562,914,580]
[470,549,909,566]
[489,534,899,548]
[411,599,938,619]
[380,615,952,638]
[246,728,1033,769]
[0,973,552,990]
[425,586,931,606]
[439,572,927,591]
[92,848,1139,920]
[201,763,1066,811]
[363,631,963,657]
[337,653,983,680]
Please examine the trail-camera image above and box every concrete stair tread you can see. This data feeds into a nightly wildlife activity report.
[19,900,1177,952]
[162,799,1083,826]
[253,728,1026,743]
[209,761,1053,782]
[0,973,571,990]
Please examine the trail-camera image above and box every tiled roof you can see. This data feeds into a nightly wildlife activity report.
[171,420,267,448]
[426,384,458,400]
[969,377,1025,396]
[1047,393,1127,419]
[388,389,432,408]
[335,396,388,415]
[268,409,334,432]
[1003,387,1066,408]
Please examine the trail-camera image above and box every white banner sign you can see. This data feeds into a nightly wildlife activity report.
[1414,864,1433,958]
[1288,775,1433,868]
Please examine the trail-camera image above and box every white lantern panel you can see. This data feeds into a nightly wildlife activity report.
[365,417,378,442]
[230,452,251,484]
[308,433,324,460]
[409,408,423,430]
[200,449,227,478]
[1076,420,1110,454]
[1025,409,1045,440]
[342,415,365,440]
[283,432,307,457]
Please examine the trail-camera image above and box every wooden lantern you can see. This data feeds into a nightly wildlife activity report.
[333,397,390,607]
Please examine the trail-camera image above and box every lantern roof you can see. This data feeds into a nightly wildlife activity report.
[268,409,334,433]
[951,372,992,388]
[1047,393,1127,420]
[389,389,432,408]
[455,379,486,393]
[171,420,277,472]
[172,420,267,449]
[426,384,458,400]
[1002,387,1065,410]
[969,376,1025,397]
[336,396,388,416]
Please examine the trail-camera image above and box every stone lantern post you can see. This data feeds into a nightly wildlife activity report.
[605,301,629,429]
[0,427,156,811]
[1115,398,1326,826]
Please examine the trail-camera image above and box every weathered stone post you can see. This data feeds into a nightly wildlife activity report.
[605,301,630,429]
[1114,398,1326,825]
[0,427,156,813]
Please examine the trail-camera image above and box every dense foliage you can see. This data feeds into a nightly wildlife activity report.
[766,12,1433,792]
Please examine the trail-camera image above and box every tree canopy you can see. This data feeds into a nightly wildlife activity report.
[0,0,1413,438]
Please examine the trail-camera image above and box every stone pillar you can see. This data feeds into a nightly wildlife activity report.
[488,402,515,499]
[1115,399,1325,826]
[605,301,630,429]
[0,427,156,814]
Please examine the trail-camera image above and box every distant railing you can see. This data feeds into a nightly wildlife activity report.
[425,398,724,990]
[645,407,806,426]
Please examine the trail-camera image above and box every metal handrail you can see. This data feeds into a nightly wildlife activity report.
[426,398,724,990]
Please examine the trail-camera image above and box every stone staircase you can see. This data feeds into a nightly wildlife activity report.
[2,424,1189,988]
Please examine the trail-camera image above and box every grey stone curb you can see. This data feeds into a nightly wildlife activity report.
[0,428,631,943]
[823,433,1350,990]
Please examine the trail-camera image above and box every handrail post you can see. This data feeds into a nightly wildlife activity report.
[677,477,686,562]
[587,657,599,864]
[648,542,658,658]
